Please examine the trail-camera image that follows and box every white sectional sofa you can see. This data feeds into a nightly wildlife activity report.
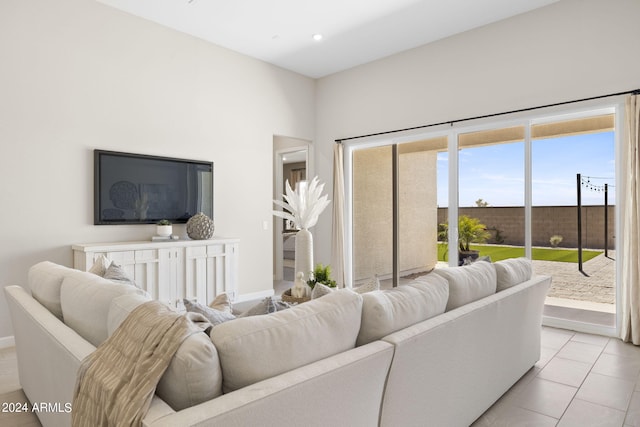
[5,258,550,427]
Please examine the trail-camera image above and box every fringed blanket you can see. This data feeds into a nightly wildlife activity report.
[72,301,208,427]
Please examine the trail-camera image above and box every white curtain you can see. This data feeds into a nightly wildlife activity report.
[331,143,347,288]
[621,94,640,344]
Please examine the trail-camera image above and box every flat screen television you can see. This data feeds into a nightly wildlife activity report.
[94,150,213,225]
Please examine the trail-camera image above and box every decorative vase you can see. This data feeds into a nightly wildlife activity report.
[186,212,215,240]
[295,228,313,282]
[156,224,172,237]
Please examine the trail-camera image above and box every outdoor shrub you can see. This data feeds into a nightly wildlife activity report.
[439,216,490,252]
[549,235,563,247]
[488,226,506,244]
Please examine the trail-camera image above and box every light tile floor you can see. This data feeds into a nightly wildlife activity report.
[473,326,640,427]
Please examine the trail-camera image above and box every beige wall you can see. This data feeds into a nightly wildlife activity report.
[438,206,616,249]
[314,0,640,271]
[353,147,437,281]
[0,0,315,338]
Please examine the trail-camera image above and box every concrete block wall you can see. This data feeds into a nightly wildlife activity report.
[437,206,615,249]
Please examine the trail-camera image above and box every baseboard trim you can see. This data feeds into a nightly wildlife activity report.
[0,336,15,349]
[543,315,617,338]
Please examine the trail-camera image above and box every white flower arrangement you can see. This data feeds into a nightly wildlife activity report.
[273,176,330,230]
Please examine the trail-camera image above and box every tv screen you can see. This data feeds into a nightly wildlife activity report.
[94,150,213,225]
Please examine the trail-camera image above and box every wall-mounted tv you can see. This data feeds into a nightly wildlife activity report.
[94,150,213,225]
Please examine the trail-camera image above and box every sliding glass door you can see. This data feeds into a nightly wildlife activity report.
[347,104,620,334]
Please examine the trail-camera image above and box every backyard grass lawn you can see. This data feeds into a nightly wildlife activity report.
[437,243,603,263]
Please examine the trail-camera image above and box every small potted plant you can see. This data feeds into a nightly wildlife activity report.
[156,219,172,237]
[306,263,337,289]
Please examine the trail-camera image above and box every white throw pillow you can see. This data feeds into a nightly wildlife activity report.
[156,331,223,410]
[107,293,224,411]
[210,289,363,393]
[208,293,233,314]
[494,257,533,291]
[356,274,449,346]
[60,270,146,347]
[311,282,335,299]
[28,261,75,320]
[88,254,111,277]
[432,261,497,311]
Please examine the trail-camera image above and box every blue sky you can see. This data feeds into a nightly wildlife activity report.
[437,132,615,207]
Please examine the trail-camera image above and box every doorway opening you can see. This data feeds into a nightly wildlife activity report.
[273,136,312,294]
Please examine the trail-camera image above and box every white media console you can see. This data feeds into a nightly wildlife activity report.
[72,238,239,308]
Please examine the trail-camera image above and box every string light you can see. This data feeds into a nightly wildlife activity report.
[580,175,614,192]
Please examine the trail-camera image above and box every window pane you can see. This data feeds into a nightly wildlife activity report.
[398,138,445,283]
[352,145,392,284]
[455,126,525,265]
[532,124,616,316]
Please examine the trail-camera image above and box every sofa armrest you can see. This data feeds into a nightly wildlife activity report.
[148,340,395,427]
[380,275,551,427]
[5,285,96,427]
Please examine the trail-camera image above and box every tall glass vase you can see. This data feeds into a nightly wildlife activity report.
[295,228,313,282]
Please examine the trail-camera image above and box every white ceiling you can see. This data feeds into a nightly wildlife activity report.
[97,0,559,78]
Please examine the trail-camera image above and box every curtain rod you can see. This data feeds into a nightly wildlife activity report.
[335,88,640,143]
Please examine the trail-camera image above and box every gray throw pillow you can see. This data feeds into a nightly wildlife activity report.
[183,299,236,326]
[103,263,137,287]
[239,296,291,317]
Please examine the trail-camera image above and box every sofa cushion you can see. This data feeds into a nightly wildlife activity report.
[432,261,497,311]
[106,293,153,336]
[356,274,449,346]
[60,270,146,347]
[494,257,533,291]
[27,261,76,320]
[107,294,223,411]
[210,289,363,393]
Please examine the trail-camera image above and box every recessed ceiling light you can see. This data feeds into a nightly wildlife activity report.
[312,34,323,41]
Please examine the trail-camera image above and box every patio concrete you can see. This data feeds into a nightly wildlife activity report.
[533,250,616,306]
[280,249,617,313]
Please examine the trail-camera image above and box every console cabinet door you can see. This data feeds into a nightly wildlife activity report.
[185,242,238,305]
[157,248,184,307]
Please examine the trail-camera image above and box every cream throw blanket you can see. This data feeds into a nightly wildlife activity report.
[72,301,208,427]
